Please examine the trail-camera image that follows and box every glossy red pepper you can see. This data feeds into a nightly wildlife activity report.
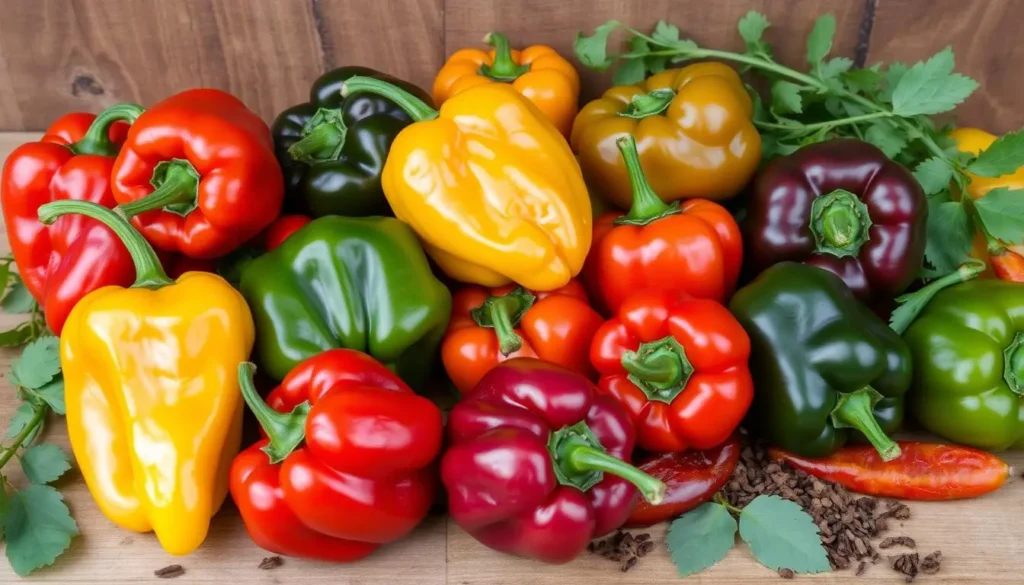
[262,214,312,251]
[768,442,1010,501]
[112,89,284,259]
[40,112,130,146]
[590,289,752,453]
[442,358,665,564]
[230,350,443,562]
[626,434,741,527]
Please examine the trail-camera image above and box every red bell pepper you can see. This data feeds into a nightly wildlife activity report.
[1,105,142,334]
[582,135,742,315]
[111,89,284,259]
[590,288,753,453]
[230,350,442,562]
[441,279,604,393]
[262,214,312,251]
[442,358,665,564]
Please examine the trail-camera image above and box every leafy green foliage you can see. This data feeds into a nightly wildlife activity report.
[11,336,61,390]
[890,47,979,116]
[4,403,42,444]
[806,14,835,69]
[771,82,803,114]
[967,130,1024,177]
[34,377,66,416]
[1,279,35,314]
[925,191,975,274]
[20,444,71,485]
[974,188,1024,243]
[913,157,955,195]
[738,11,770,56]
[865,121,907,158]
[573,21,622,70]
[667,503,737,577]
[2,485,78,576]
[739,495,831,573]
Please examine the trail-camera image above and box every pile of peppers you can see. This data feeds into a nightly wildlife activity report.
[2,27,1022,567]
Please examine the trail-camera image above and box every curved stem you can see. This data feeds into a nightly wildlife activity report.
[479,32,530,81]
[37,200,172,289]
[0,405,45,470]
[287,108,347,164]
[620,336,692,403]
[614,135,679,226]
[713,491,743,515]
[889,258,985,334]
[237,362,310,464]
[470,287,536,356]
[70,103,144,157]
[754,111,893,133]
[565,446,666,504]
[341,76,438,122]
[830,387,901,462]
[809,190,872,258]
[116,160,200,218]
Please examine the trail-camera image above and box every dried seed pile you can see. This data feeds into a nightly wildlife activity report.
[258,556,283,570]
[588,530,654,572]
[154,564,185,579]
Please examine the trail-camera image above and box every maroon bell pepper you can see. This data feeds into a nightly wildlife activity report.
[745,139,927,301]
[442,358,665,564]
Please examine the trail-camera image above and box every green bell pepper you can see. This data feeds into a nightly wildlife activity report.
[904,278,1024,451]
[271,66,432,217]
[730,262,910,461]
[238,215,452,387]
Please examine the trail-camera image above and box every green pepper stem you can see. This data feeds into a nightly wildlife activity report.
[889,258,986,334]
[808,189,872,258]
[549,421,665,504]
[470,287,536,356]
[237,362,310,465]
[37,200,173,289]
[341,76,438,123]
[116,159,200,218]
[617,89,676,119]
[613,135,680,226]
[287,108,347,164]
[620,336,693,403]
[70,103,144,157]
[1003,332,1024,396]
[830,387,901,462]
[478,32,530,81]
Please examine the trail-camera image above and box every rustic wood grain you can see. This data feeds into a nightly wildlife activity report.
[867,0,1024,133]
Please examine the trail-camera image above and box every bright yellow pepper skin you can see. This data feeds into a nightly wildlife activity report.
[38,200,254,556]
[571,63,761,208]
[342,76,591,291]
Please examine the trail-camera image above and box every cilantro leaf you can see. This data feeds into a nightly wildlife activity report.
[2,484,79,576]
[12,335,61,390]
[574,21,622,70]
[34,376,65,415]
[1,280,36,314]
[650,21,696,50]
[914,157,955,195]
[739,495,830,573]
[613,58,647,85]
[890,47,978,116]
[806,14,836,68]
[667,503,737,577]
[880,62,908,102]
[20,444,71,485]
[738,11,770,54]
[974,187,1024,243]
[864,120,908,158]
[4,403,43,445]
[967,129,1024,177]
[820,57,853,79]
[771,81,803,114]
[843,66,883,95]
[925,192,973,273]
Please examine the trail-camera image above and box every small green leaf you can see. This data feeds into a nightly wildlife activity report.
[12,335,61,390]
[975,187,1024,243]
[4,403,43,445]
[967,129,1024,177]
[806,14,836,67]
[890,47,978,116]
[667,503,738,577]
[925,191,973,273]
[34,376,65,415]
[739,495,830,574]
[2,484,79,576]
[843,66,884,95]
[646,55,668,75]
[864,120,908,158]
[650,21,696,50]
[0,325,33,347]
[879,62,908,102]
[20,444,71,485]
[1,280,36,314]
[820,57,853,79]
[574,21,622,70]
[738,11,770,52]
[914,157,955,195]
[0,262,11,296]
[771,81,803,114]
[613,58,647,86]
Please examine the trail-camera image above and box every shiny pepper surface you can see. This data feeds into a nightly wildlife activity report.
[38,200,254,555]
[341,76,591,291]
[571,63,761,208]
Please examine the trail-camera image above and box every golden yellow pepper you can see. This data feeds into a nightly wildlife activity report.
[341,76,591,291]
[38,200,254,556]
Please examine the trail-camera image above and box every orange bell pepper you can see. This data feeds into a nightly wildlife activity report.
[433,32,580,137]
[442,279,603,393]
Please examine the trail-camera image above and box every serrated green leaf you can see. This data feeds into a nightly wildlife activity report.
[890,47,978,116]
[738,11,770,50]
[12,335,61,390]
[913,157,955,195]
[574,21,622,70]
[974,187,1024,243]
[925,192,973,273]
[1,280,36,314]
[0,325,33,347]
[880,62,908,102]
[844,66,884,95]
[34,376,65,415]
[613,58,647,86]
[4,402,43,445]
[820,57,853,80]
[864,120,908,158]
[20,444,71,485]
[646,54,668,74]
[966,129,1024,177]
[739,495,830,574]
[806,14,835,67]
[667,503,738,577]
[2,484,78,575]
[771,81,803,114]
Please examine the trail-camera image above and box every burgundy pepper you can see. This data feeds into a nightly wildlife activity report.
[442,358,665,564]
[745,139,927,301]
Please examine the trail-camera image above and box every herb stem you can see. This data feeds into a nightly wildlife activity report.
[714,491,744,515]
[0,404,46,469]
[754,111,893,132]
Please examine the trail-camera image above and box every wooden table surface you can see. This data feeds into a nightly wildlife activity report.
[0,132,1021,583]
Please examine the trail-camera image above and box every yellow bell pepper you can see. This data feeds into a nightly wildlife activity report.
[37,200,255,556]
[341,76,591,291]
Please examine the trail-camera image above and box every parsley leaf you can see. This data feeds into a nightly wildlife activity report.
[739,495,830,573]
[974,187,1024,243]
[771,81,804,114]
[806,14,836,68]
[843,66,883,95]
[2,484,79,576]
[820,57,853,79]
[574,21,622,70]
[967,129,1024,177]
[891,47,979,116]
[914,157,955,195]
[1,279,36,314]
[865,120,908,158]
[613,58,647,85]
[34,376,65,416]
[11,335,61,390]
[4,403,43,445]
[879,62,908,103]
[650,21,696,50]
[738,11,771,54]
[20,444,71,485]
[667,502,738,577]
[925,191,974,273]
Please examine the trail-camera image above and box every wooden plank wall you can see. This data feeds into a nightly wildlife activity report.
[0,0,1019,132]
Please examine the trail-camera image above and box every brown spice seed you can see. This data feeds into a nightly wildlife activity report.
[879,536,917,550]
[621,557,638,572]
[154,565,185,579]
[258,556,283,570]
[921,551,942,575]
[778,568,795,579]
[856,561,868,576]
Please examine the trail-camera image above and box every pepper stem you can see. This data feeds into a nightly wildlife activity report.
[287,107,348,164]
[37,200,173,289]
[1003,333,1024,396]
[549,421,665,504]
[478,32,530,81]
[469,287,536,355]
[808,189,873,258]
[341,76,438,122]
[620,336,693,403]
[617,89,676,119]
[237,362,310,465]
[115,159,201,218]
[613,135,680,226]
[888,258,986,334]
[830,387,901,462]
[69,103,144,157]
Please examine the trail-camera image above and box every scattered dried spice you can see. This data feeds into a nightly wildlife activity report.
[258,556,283,570]
[921,551,942,575]
[778,568,795,579]
[890,552,920,582]
[588,530,653,572]
[154,564,185,579]
[880,536,917,549]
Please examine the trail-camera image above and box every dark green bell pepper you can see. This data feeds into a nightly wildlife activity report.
[730,262,910,460]
[271,66,432,217]
[238,215,452,387]
[904,278,1024,451]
